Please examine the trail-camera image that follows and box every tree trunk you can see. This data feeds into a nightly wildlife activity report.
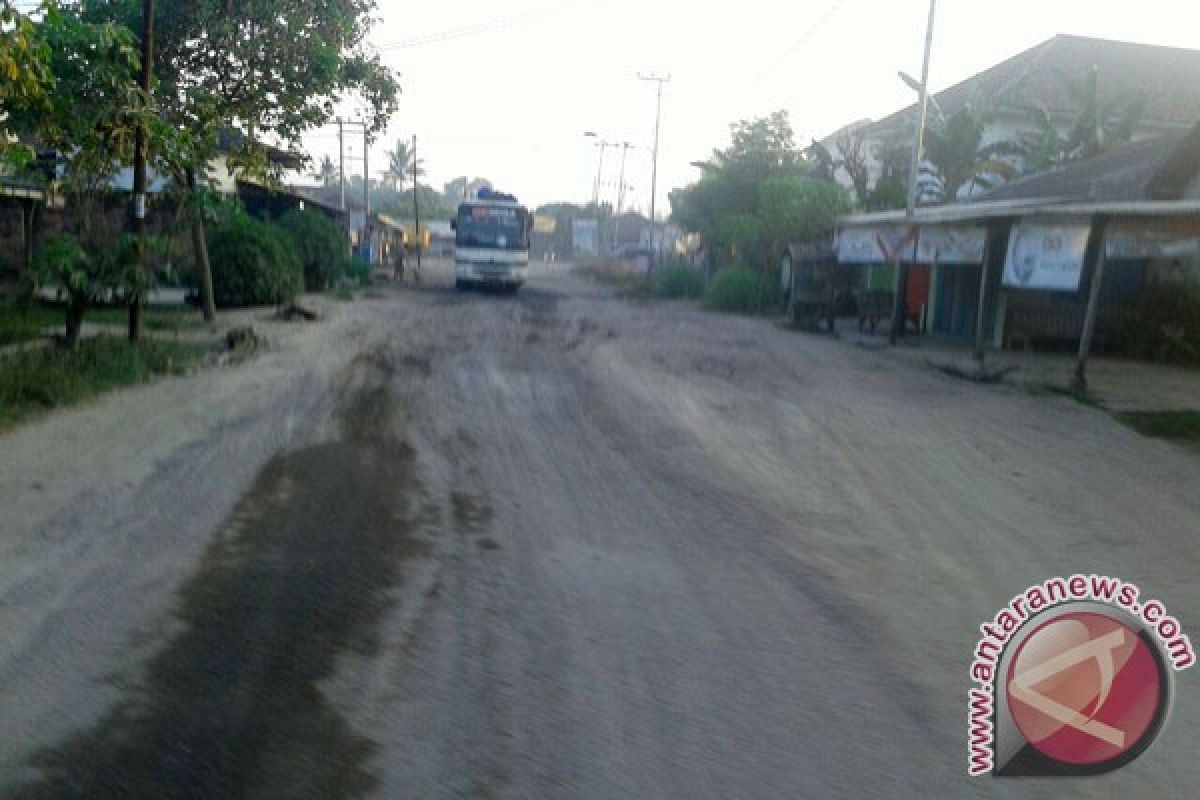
[20,200,42,282]
[128,297,142,343]
[65,294,87,349]
[20,202,32,280]
[187,167,218,322]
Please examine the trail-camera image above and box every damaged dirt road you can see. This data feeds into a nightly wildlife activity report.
[1,261,1198,798]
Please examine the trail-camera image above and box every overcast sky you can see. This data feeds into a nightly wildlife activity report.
[302,0,1200,214]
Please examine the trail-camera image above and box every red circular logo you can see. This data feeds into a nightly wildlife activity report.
[1006,611,1165,766]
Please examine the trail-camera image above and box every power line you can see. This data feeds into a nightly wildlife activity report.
[373,4,561,51]
[753,0,851,82]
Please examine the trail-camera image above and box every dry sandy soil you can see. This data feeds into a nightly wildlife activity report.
[0,260,1197,798]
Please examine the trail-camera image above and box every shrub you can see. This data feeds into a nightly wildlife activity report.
[0,336,206,430]
[344,258,371,287]
[653,263,705,299]
[276,209,351,291]
[207,213,303,307]
[1109,277,1200,365]
[702,266,780,315]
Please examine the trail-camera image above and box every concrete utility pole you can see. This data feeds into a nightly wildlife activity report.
[890,0,936,346]
[584,132,610,207]
[412,134,421,276]
[615,142,634,248]
[362,123,371,263]
[638,73,669,265]
[129,0,155,342]
[338,118,346,214]
[1073,217,1110,396]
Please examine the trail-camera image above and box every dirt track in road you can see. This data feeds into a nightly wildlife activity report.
[3,261,1199,798]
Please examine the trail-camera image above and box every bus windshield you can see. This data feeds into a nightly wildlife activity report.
[456,205,528,250]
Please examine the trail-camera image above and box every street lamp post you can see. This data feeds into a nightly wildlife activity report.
[890,0,937,346]
[615,142,634,249]
[584,131,611,207]
[638,73,670,267]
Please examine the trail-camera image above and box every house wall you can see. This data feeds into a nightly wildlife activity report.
[822,112,1184,201]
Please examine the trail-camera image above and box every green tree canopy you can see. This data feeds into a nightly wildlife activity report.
[0,1,54,167]
[671,111,849,272]
[383,138,424,191]
[920,105,1017,202]
[1014,66,1147,173]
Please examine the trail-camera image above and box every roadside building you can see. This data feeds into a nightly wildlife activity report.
[818,35,1200,200]
[425,220,455,257]
[1,130,305,284]
[830,123,1200,364]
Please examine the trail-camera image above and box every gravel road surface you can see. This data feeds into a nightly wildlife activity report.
[1,261,1197,798]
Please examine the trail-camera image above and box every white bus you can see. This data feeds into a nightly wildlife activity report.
[452,189,533,292]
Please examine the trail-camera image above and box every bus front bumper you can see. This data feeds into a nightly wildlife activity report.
[455,261,528,286]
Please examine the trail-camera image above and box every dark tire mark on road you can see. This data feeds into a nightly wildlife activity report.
[16,354,427,800]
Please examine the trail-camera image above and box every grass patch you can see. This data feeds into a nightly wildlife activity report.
[1043,385,1106,409]
[573,260,648,290]
[0,304,62,346]
[702,267,780,315]
[0,336,209,431]
[0,300,207,346]
[332,286,355,302]
[84,306,208,333]
[1114,411,1200,440]
[650,264,706,299]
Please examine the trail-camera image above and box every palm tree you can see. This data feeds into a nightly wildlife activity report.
[313,155,338,188]
[1013,66,1147,173]
[1064,66,1147,160]
[384,138,425,192]
[919,105,1017,202]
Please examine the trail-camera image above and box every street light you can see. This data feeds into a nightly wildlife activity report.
[889,0,937,346]
[899,70,944,124]
[584,131,613,207]
[614,142,635,248]
[638,72,670,267]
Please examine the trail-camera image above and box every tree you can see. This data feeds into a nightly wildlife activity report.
[695,111,808,214]
[867,138,911,211]
[89,0,402,322]
[1014,66,1147,172]
[1065,66,1146,160]
[806,140,839,183]
[920,105,1017,202]
[313,155,339,188]
[835,130,872,207]
[672,111,848,273]
[758,177,853,252]
[10,6,152,346]
[0,1,54,168]
[383,138,424,191]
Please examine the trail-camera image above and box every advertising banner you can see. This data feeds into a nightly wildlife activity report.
[1002,222,1092,292]
[917,226,988,264]
[836,225,917,264]
[572,219,599,257]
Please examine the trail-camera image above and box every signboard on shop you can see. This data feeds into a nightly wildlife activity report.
[1002,222,1092,292]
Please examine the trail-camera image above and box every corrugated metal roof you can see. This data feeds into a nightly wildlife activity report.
[854,35,1200,139]
[839,200,1200,227]
[972,126,1199,203]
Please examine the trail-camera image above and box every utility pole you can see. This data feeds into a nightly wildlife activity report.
[338,118,346,215]
[129,0,155,342]
[890,0,936,345]
[412,134,422,276]
[362,123,371,264]
[585,132,609,207]
[615,142,634,249]
[638,72,670,266]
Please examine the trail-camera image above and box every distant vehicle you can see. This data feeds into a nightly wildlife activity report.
[452,189,533,292]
